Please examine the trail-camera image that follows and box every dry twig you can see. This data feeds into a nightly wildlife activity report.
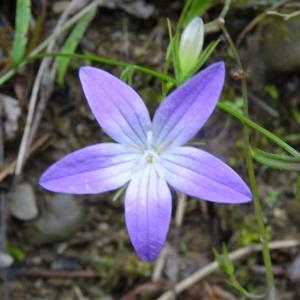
[15,0,97,175]
[15,268,98,278]
[156,239,300,300]
[152,193,188,299]
[236,0,294,46]
[266,10,300,20]
[0,134,53,183]
[0,92,9,300]
[121,280,168,300]
[152,244,172,282]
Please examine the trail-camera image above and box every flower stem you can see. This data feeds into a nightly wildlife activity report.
[220,24,275,299]
[217,102,300,158]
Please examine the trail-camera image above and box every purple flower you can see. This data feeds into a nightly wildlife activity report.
[40,62,252,261]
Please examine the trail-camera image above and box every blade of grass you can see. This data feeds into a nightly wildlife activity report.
[180,39,220,83]
[11,0,31,65]
[182,0,211,26]
[27,51,176,83]
[0,0,102,85]
[251,148,300,171]
[18,51,300,159]
[120,66,136,85]
[167,19,181,84]
[56,9,96,85]
[218,101,300,158]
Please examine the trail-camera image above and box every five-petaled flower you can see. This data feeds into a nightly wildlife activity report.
[40,62,252,261]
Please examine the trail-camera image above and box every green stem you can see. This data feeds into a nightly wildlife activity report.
[4,48,299,160]
[43,53,299,158]
[217,102,300,158]
[219,0,232,19]
[230,276,266,299]
[27,52,176,83]
[167,19,180,84]
[221,24,275,299]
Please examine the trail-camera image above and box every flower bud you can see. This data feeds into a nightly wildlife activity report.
[179,17,204,75]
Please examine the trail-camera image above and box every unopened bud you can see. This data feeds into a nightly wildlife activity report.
[179,17,204,75]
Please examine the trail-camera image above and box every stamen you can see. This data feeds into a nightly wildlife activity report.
[145,155,154,163]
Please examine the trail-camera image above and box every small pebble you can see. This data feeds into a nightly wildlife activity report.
[10,183,38,221]
[288,254,300,282]
[0,251,14,268]
[27,194,86,245]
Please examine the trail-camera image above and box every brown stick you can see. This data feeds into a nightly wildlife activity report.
[0,133,53,183]
[15,268,98,278]
[0,83,9,300]
[236,0,294,46]
[121,280,168,300]
[15,0,96,175]
[156,239,300,300]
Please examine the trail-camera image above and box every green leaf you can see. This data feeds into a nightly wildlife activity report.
[112,186,126,202]
[218,101,300,158]
[195,39,220,68]
[213,245,234,276]
[284,133,300,143]
[35,51,175,83]
[167,19,181,84]
[221,244,235,276]
[120,65,136,85]
[6,244,25,261]
[177,0,194,31]
[11,0,31,65]
[56,9,96,85]
[183,0,211,26]
[0,0,100,85]
[180,39,220,83]
[222,98,244,113]
[251,148,300,171]
[264,85,278,100]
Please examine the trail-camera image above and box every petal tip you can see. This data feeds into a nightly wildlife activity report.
[79,66,93,79]
[212,60,225,74]
[210,60,226,89]
[39,170,47,186]
[216,60,225,67]
[237,184,253,203]
[244,188,253,203]
[136,250,159,262]
[231,179,253,204]
[39,169,54,191]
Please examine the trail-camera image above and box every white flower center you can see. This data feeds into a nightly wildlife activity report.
[131,130,162,175]
[144,130,159,164]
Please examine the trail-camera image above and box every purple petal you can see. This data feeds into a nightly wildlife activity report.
[152,62,225,149]
[79,67,151,147]
[40,143,139,194]
[159,146,252,203]
[125,165,172,261]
